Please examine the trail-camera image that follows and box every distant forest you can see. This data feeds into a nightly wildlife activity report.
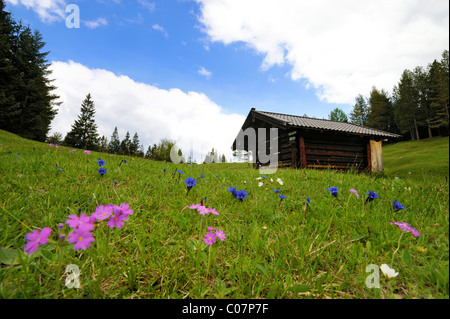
[329,49,449,141]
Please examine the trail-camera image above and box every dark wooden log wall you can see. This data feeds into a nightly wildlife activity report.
[299,133,369,170]
[253,126,371,171]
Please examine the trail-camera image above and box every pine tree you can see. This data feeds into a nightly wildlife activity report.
[428,57,449,133]
[410,66,431,138]
[108,126,120,154]
[349,94,368,126]
[64,94,100,150]
[367,87,397,134]
[0,1,59,140]
[145,144,154,159]
[328,108,348,122]
[99,135,108,153]
[0,1,20,132]
[45,132,63,145]
[120,131,131,155]
[130,132,140,156]
[393,71,420,139]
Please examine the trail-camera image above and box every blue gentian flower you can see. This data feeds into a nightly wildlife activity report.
[235,190,249,202]
[279,194,286,200]
[98,167,107,175]
[392,200,405,212]
[184,177,197,195]
[328,187,338,197]
[365,190,378,203]
[272,189,282,193]
[184,177,197,187]
[227,186,237,198]
[98,158,105,166]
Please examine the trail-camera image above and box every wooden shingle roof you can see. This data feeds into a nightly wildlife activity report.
[251,109,401,139]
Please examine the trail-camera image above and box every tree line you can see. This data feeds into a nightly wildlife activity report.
[46,93,227,164]
[329,50,449,140]
[0,0,60,141]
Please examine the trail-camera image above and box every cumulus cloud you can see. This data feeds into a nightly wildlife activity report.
[198,66,212,79]
[152,24,168,38]
[83,17,108,29]
[48,61,245,162]
[138,0,155,13]
[5,0,67,23]
[195,0,449,104]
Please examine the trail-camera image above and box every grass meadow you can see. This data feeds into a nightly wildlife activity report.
[0,130,448,299]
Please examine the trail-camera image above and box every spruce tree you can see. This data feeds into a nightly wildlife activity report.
[108,126,121,154]
[0,1,59,140]
[64,94,100,150]
[130,132,140,156]
[349,95,368,126]
[0,1,20,132]
[120,131,131,155]
[428,58,449,133]
[99,135,108,153]
[328,108,348,122]
[393,71,420,139]
[367,87,398,134]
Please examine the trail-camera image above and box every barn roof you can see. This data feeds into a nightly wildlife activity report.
[246,108,402,139]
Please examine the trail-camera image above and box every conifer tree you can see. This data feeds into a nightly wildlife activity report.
[428,57,449,134]
[0,1,59,140]
[130,132,140,156]
[99,135,108,153]
[0,1,20,132]
[64,94,100,150]
[367,87,398,134]
[349,95,368,126]
[328,108,348,122]
[108,126,121,154]
[120,131,131,155]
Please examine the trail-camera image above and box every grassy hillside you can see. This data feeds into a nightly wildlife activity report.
[383,137,449,180]
[0,129,448,299]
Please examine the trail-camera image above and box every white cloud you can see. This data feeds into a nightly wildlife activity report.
[195,0,449,104]
[152,23,168,38]
[48,60,245,162]
[138,0,155,12]
[198,66,212,79]
[83,17,108,29]
[5,0,67,23]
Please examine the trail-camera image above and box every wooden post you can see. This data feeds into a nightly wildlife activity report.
[299,136,306,168]
[366,142,372,172]
[370,140,384,172]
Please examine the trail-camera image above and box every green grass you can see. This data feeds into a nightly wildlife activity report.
[383,136,449,180]
[0,129,448,299]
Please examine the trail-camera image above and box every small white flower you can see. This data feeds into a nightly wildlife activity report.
[380,264,399,279]
[256,177,262,180]
[270,178,273,183]
[277,178,283,185]
[258,182,264,187]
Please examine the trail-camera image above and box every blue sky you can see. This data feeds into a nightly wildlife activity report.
[4,0,449,161]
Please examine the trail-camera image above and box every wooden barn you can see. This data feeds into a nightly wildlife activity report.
[232,108,401,172]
